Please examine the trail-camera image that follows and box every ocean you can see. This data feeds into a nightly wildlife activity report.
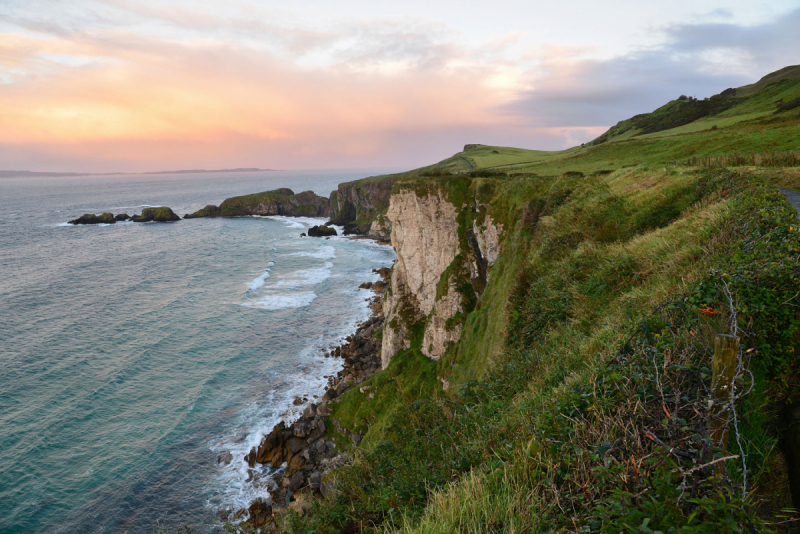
[0,170,396,533]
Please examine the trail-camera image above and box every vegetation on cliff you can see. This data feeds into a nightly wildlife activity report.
[184,188,330,218]
[132,207,181,222]
[273,67,800,533]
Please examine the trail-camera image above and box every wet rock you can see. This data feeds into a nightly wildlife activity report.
[308,224,337,237]
[217,451,233,466]
[114,213,130,221]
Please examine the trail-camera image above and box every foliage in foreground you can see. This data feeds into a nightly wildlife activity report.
[284,170,800,533]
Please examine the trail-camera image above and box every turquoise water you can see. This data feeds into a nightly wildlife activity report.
[0,171,396,533]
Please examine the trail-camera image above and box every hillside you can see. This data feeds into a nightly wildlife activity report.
[222,67,800,533]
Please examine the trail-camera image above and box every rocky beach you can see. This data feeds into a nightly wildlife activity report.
[219,266,391,530]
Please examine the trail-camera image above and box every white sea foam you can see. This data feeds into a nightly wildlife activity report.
[247,262,274,291]
[274,262,333,288]
[242,291,317,310]
[264,215,328,229]
[207,224,397,520]
[206,335,349,514]
[290,245,335,260]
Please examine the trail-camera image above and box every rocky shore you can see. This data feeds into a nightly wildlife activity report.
[219,265,391,530]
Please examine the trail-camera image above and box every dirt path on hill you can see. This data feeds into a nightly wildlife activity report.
[781,189,800,219]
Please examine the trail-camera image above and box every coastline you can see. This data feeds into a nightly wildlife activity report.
[218,238,393,529]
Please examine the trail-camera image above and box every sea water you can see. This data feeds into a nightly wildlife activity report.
[0,170,396,533]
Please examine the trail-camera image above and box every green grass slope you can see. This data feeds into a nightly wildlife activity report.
[271,68,800,534]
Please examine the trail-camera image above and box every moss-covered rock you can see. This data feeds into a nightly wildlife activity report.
[183,205,220,219]
[185,189,330,218]
[131,207,181,222]
[68,212,116,225]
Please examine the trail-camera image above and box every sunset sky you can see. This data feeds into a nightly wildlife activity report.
[1,0,798,172]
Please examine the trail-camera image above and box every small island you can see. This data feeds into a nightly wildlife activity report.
[184,188,329,218]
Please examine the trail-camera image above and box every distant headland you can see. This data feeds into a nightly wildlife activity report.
[0,168,276,178]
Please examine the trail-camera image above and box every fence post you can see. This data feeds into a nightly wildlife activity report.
[711,333,740,448]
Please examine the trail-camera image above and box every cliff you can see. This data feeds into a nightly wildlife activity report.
[228,66,800,532]
[380,182,502,366]
[184,188,329,218]
[327,176,396,239]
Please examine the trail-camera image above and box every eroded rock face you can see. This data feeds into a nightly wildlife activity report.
[328,178,396,234]
[368,216,392,242]
[421,282,463,360]
[381,189,503,366]
[473,215,502,266]
[381,190,459,367]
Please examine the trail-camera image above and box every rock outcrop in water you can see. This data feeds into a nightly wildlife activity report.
[131,207,181,222]
[69,208,180,224]
[69,212,117,225]
[307,225,337,237]
[184,188,330,218]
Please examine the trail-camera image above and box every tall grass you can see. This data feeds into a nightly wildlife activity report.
[688,151,800,168]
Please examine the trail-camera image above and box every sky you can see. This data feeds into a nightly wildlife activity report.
[0,0,798,172]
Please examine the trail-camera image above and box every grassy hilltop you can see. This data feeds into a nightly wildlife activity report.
[245,67,800,533]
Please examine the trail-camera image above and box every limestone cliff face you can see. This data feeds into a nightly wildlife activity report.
[473,214,501,266]
[381,188,503,368]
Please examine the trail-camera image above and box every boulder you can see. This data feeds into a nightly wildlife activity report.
[289,471,305,492]
[308,225,337,237]
[246,498,272,528]
[217,451,233,466]
[114,213,130,221]
[302,404,318,419]
[269,486,288,510]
